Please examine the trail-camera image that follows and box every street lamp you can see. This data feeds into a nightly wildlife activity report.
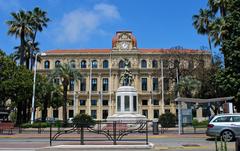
[31,52,47,124]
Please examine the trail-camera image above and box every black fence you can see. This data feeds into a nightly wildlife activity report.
[49,120,150,146]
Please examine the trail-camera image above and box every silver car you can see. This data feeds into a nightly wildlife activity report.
[206,114,240,141]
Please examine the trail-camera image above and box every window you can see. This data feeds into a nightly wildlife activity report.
[233,116,240,122]
[81,60,87,68]
[91,110,97,119]
[80,78,86,91]
[165,109,170,113]
[133,96,137,111]
[117,96,121,112]
[141,60,147,68]
[153,99,159,105]
[154,110,159,118]
[174,60,179,68]
[124,96,130,111]
[70,60,76,68]
[55,60,61,68]
[92,60,98,68]
[152,60,158,68]
[199,59,205,68]
[142,100,148,105]
[142,110,148,118]
[54,78,60,85]
[103,60,109,68]
[213,116,233,122]
[164,98,170,105]
[92,78,97,91]
[69,110,73,118]
[80,110,85,114]
[91,100,97,106]
[44,60,50,69]
[53,110,58,118]
[80,100,86,106]
[153,78,158,91]
[192,109,196,118]
[163,60,169,68]
[69,79,74,91]
[68,100,73,106]
[189,60,194,69]
[142,78,147,91]
[164,78,169,91]
[102,100,108,106]
[102,78,108,91]
[202,108,210,117]
[102,110,108,119]
[119,60,124,68]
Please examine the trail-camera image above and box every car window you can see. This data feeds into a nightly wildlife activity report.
[233,116,240,122]
[213,116,233,122]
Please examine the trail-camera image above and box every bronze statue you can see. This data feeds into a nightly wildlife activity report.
[120,59,133,86]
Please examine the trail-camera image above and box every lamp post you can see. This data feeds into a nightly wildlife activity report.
[31,52,46,124]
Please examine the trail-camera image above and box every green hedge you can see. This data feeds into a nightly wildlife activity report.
[21,122,50,128]
[192,119,208,128]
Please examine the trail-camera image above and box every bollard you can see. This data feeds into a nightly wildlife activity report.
[236,137,240,151]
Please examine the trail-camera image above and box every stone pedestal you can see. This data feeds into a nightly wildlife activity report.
[107,86,146,122]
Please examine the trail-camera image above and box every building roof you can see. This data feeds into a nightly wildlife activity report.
[45,49,210,54]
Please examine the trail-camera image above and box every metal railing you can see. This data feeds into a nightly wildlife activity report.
[49,120,150,146]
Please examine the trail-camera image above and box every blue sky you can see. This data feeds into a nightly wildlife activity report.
[0,0,220,55]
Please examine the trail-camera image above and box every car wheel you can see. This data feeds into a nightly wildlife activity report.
[221,130,234,142]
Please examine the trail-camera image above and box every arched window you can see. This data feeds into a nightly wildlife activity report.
[44,60,50,69]
[119,60,124,68]
[55,60,61,68]
[81,60,87,68]
[174,60,179,68]
[92,60,98,68]
[141,60,147,68]
[103,60,109,68]
[70,60,76,68]
[152,60,158,68]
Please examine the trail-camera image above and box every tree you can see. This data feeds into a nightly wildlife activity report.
[35,75,63,122]
[177,76,201,98]
[51,63,82,125]
[28,7,50,69]
[193,9,214,52]
[208,0,229,17]
[6,10,32,66]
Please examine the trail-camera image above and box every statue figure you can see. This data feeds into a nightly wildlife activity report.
[120,59,134,86]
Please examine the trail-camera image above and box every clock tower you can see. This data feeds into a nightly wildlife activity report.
[112,31,137,51]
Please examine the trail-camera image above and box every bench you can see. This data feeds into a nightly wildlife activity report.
[0,122,14,134]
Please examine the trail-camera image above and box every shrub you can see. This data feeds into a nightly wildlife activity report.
[158,112,176,128]
[32,122,50,128]
[192,119,208,127]
[21,123,32,128]
[72,113,95,127]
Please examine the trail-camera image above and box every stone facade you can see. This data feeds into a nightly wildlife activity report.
[36,31,211,120]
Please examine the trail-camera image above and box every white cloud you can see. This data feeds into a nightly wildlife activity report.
[56,3,120,44]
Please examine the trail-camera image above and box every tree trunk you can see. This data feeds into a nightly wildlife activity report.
[42,97,48,122]
[22,100,27,123]
[16,101,22,126]
[19,29,25,66]
[63,84,68,126]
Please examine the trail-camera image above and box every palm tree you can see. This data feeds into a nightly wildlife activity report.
[51,63,82,125]
[177,76,201,98]
[28,7,50,69]
[208,0,229,17]
[193,9,214,52]
[209,18,228,47]
[6,10,33,65]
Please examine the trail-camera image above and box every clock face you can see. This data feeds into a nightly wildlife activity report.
[121,42,129,49]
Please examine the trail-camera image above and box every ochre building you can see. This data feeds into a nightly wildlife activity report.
[37,31,211,121]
